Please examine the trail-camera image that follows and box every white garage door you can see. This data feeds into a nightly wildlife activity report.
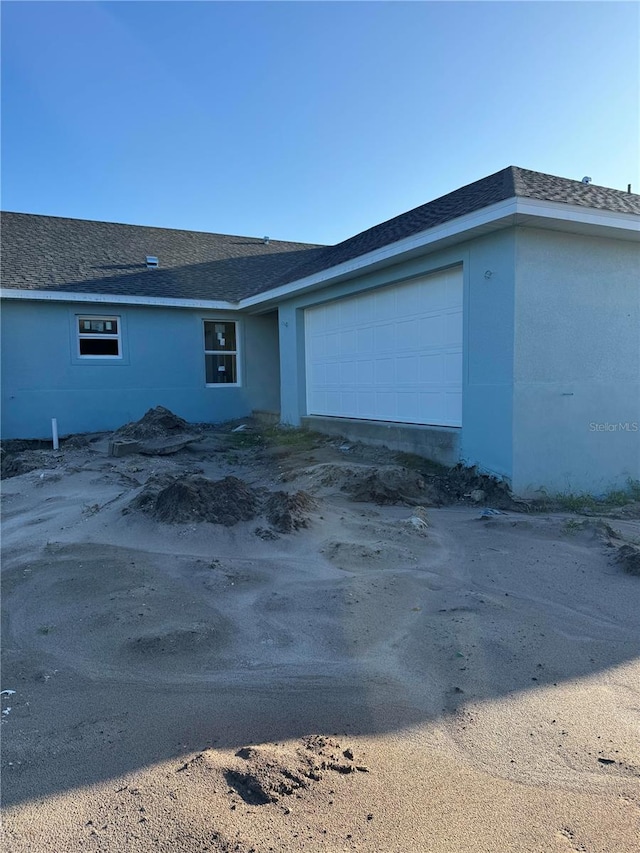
[305,266,463,427]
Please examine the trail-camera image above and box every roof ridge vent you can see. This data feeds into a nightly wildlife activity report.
[146,255,159,268]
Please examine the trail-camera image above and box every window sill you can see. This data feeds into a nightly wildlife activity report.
[205,383,241,388]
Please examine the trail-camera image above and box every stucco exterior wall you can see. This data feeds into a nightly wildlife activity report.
[0,301,280,438]
[277,230,517,481]
[512,228,640,495]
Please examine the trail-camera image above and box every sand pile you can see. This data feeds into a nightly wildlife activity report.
[222,736,367,805]
[130,473,316,531]
[303,462,437,505]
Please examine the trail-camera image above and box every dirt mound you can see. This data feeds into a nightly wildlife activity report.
[111,407,203,456]
[616,544,640,576]
[132,474,259,525]
[422,463,519,508]
[114,406,190,441]
[0,450,44,479]
[130,474,316,532]
[0,439,58,479]
[224,736,367,805]
[304,462,437,506]
[264,490,316,532]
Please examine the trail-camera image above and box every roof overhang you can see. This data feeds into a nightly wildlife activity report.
[240,198,640,310]
[0,289,239,311]
[2,198,638,312]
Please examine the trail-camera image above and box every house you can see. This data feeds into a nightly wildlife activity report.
[2,166,639,496]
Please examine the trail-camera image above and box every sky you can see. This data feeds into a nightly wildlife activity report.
[2,1,639,245]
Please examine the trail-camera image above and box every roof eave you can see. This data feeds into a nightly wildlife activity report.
[0,289,239,311]
[2,198,637,311]
[239,198,640,310]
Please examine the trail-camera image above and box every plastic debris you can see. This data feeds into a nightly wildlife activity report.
[479,508,504,518]
[0,690,16,696]
[231,424,248,433]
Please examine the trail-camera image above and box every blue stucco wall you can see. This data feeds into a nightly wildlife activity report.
[276,224,639,495]
[1,301,280,438]
[277,230,517,482]
[512,229,640,495]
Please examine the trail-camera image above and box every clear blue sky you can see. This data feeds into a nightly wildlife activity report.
[2,1,638,244]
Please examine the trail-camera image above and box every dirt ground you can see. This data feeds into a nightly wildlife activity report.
[1,418,639,852]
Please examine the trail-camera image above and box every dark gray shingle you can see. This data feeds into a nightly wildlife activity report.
[3,167,637,302]
[270,167,640,288]
[0,213,324,301]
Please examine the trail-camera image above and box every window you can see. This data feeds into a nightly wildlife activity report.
[204,320,239,385]
[77,316,121,357]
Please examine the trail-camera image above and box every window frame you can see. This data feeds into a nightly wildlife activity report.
[76,315,122,360]
[203,319,241,387]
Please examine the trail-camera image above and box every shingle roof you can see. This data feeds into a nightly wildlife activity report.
[2,167,638,302]
[270,166,640,288]
[0,213,325,301]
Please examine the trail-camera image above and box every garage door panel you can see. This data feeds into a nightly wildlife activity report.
[357,391,375,417]
[396,318,419,348]
[305,267,463,427]
[420,315,445,347]
[357,327,374,353]
[375,358,395,384]
[445,391,463,422]
[419,391,445,421]
[420,353,444,382]
[374,324,396,352]
[397,355,420,384]
[356,298,375,324]
[445,351,463,382]
[309,334,326,358]
[309,362,326,384]
[397,392,420,421]
[307,389,324,412]
[375,391,396,420]
[374,288,396,318]
[340,361,357,384]
[339,329,357,355]
[356,360,374,384]
[325,391,341,411]
[425,278,447,309]
[340,300,357,325]
[326,363,341,385]
[445,310,463,345]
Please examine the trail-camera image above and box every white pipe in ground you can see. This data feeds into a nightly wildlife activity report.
[51,418,59,450]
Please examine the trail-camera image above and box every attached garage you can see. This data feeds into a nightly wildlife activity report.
[304,265,463,427]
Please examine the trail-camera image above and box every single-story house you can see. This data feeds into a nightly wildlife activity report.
[2,166,639,496]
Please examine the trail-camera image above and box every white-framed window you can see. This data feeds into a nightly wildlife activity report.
[77,315,121,358]
[204,320,239,385]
